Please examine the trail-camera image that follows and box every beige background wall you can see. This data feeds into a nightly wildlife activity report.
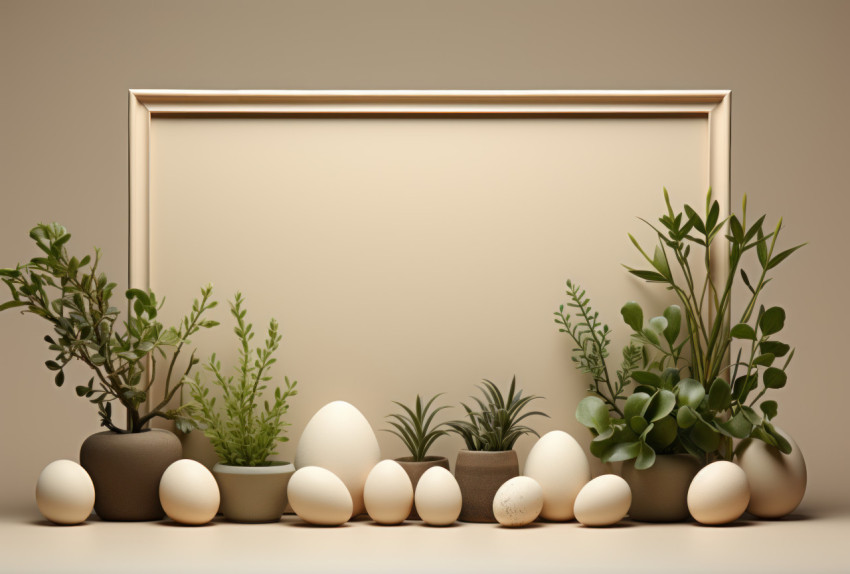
[1,0,848,514]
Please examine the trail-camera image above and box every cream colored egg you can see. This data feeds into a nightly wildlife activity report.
[492,476,544,527]
[288,466,353,526]
[294,401,381,517]
[364,460,413,525]
[523,430,590,521]
[574,474,631,527]
[687,461,750,525]
[159,459,220,525]
[35,460,95,525]
[414,466,462,526]
[736,429,806,519]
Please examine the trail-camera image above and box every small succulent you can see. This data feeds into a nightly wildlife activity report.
[447,377,548,452]
[384,393,451,461]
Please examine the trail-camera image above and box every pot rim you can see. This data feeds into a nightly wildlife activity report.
[394,455,449,463]
[213,461,295,475]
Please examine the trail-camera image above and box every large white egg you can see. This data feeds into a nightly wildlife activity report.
[523,430,590,521]
[492,476,544,527]
[687,461,750,525]
[159,459,220,525]
[574,474,631,527]
[288,466,353,526]
[414,466,462,526]
[736,429,807,518]
[36,460,95,525]
[364,460,413,525]
[294,401,381,517]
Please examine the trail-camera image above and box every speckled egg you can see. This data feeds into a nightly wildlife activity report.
[364,460,413,525]
[159,459,220,525]
[687,461,750,525]
[574,474,631,527]
[35,460,95,525]
[523,430,590,521]
[736,429,806,519]
[288,466,353,526]
[492,476,544,527]
[414,466,462,526]
[294,401,381,517]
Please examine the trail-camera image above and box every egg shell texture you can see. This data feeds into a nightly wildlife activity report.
[687,461,750,525]
[414,466,462,526]
[736,429,806,519]
[364,460,414,525]
[523,430,590,521]
[294,401,381,517]
[35,460,95,525]
[574,474,631,527]
[288,466,353,526]
[492,476,544,527]
[159,459,220,525]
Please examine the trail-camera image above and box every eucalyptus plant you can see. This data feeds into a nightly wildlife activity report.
[187,292,298,467]
[447,377,548,452]
[556,189,804,469]
[0,223,218,433]
[385,393,451,462]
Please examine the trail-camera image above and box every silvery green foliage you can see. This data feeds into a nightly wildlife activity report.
[188,293,297,466]
[385,394,451,462]
[0,223,218,432]
[557,190,803,468]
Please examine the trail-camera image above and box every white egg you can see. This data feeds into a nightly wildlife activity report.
[687,461,750,525]
[288,466,353,526]
[574,474,631,527]
[35,460,95,525]
[736,429,806,519]
[364,460,413,525]
[492,476,544,527]
[414,466,462,526]
[159,459,220,525]
[523,430,590,521]
[294,401,381,517]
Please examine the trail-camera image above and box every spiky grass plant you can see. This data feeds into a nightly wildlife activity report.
[447,377,548,451]
[385,394,451,461]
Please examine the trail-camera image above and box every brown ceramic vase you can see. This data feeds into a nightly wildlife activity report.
[454,450,519,523]
[79,429,182,521]
[212,462,295,523]
[177,429,220,471]
[621,453,702,522]
[395,456,450,520]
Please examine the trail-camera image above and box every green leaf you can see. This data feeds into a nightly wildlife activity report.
[741,406,763,426]
[602,441,641,463]
[647,416,677,449]
[677,406,698,428]
[760,400,778,420]
[756,227,769,268]
[54,370,65,387]
[645,390,676,422]
[764,422,793,454]
[632,370,662,388]
[648,316,668,334]
[642,327,660,345]
[752,353,775,367]
[627,269,668,283]
[763,367,787,389]
[708,378,732,411]
[635,442,656,470]
[663,305,681,345]
[75,385,90,397]
[576,396,610,434]
[766,244,806,270]
[629,416,649,435]
[0,300,28,312]
[760,341,790,358]
[620,301,643,332]
[716,410,753,439]
[676,378,705,409]
[652,245,670,277]
[729,215,745,243]
[759,307,786,336]
[691,419,720,452]
[730,323,757,340]
[624,393,651,421]
[45,360,61,371]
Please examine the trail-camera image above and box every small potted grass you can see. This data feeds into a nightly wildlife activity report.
[385,394,451,520]
[187,292,298,523]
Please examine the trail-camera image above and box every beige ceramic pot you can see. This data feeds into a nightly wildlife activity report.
[454,450,519,523]
[79,429,182,521]
[395,456,450,520]
[213,462,295,523]
[621,453,702,522]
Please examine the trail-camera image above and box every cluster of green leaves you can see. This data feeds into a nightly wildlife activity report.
[187,293,298,466]
[446,377,548,451]
[0,223,218,432]
[385,394,451,461]
[558,189,803,467]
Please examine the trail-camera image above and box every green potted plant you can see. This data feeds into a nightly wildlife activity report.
[187,292,299,523]
[384,393,451,520]
[555,189,804,521]
[0,223,218,520]
[446,377,548,523]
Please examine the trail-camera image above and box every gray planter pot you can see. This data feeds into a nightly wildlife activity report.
[212,462,295,523]
[395,456,450,520]
[622,453,702,522]
[454,450,519,523]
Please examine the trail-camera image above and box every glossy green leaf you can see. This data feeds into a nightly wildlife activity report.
[708,377,732,411]
[628,269,668,283]
[642,327,660,345]
[691,419,721,452]
[621,301,643,332]
[630,416,649,435]
[645,390,676,422]
[576,396,610,433]
[647,416,677,449]
[632,370,662,388]
[635,442,656,470]
[663,305,681,345]
[624,392,651,422]
[763,367,788,389]
[677,405,698,428]
[716,410,753,439]
[648,316,668,334]
[741,406,763,426]
[764,422,792,454]
[602,441,641,463]
[759,307,786,336]
[677,378,705,409]
[752,353,775,367]
[730,323,757,340]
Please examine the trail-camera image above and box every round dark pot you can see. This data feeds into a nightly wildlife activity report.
[621,453,702,522]
[213,462,295,523]
[395,456,450,520]
[454,450,519,523]
[79,429,182,521]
